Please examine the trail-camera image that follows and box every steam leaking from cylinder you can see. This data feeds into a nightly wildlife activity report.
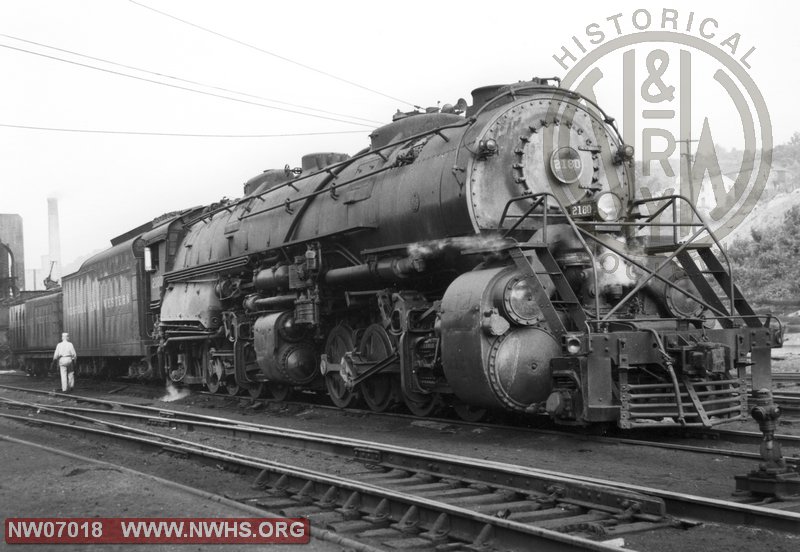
[407,235,510,259]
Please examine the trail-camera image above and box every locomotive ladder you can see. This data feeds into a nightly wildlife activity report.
[675,248,762,329]
[676,247,774,392]
[508,244,586,338]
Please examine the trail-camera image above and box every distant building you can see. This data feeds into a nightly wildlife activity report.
[0,213,24,369]
[0,214,24,299]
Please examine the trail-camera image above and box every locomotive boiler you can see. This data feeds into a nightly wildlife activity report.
[150,77,781,427]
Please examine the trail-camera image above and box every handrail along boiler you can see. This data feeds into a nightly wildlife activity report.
[145,78,780,434]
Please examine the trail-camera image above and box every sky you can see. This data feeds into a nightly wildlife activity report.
[1,0,799,284]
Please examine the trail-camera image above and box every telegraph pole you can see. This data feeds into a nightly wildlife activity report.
[677,137,699,238]
[677,137,699,201]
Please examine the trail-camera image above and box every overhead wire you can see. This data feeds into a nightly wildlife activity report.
[0,33,382,126]
[128,0,421,109]
[0,123,368,138]
[0,42,374,128]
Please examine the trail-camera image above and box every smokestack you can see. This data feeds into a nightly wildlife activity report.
[47,197,61,283]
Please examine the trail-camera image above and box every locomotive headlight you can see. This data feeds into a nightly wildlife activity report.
[503,277,541,325]
[564,334,584,355]
[596,192,624,222]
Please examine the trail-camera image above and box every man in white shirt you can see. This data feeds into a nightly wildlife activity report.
[52,332,77,392]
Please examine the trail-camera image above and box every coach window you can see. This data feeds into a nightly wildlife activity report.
[144,246,158,272]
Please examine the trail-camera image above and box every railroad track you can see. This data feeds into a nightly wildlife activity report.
[8,368,800,422]
[743,371,799,413]
[0,386,798,543]
[0,394,669,551]
[1,381,798,471]
[763,373,800,385]
[772,393,800,414]
[195,386,800,471]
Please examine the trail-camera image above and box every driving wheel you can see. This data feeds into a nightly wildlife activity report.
[358,324,398,412]
[324,325,359,408]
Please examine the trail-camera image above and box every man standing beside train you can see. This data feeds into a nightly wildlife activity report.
[52,332,77,393]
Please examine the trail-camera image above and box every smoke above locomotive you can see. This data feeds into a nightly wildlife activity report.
[138,78,781,427]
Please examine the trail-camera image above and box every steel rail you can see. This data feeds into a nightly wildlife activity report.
[761,373,800,383]
[5,382,796,464]
[0,395,667,516]
[1,385,797,534]
[0,434,396,552]
[0,400,644,552]
[22,400,800,469]
[1,382,796,467]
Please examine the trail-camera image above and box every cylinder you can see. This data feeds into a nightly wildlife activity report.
[440,266,559,411]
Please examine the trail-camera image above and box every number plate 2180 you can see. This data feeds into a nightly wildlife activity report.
[569,203,594,218]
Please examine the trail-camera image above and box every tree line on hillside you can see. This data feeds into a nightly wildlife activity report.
[727,205,800,306]
[716,133,800,307]
[628,132,800,307]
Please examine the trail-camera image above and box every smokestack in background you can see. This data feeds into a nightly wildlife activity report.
[47,197,61,282]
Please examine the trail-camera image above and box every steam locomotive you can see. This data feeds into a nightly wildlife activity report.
[9,78,782,429]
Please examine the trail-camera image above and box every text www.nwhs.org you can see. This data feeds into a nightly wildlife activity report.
[5,517,310,544]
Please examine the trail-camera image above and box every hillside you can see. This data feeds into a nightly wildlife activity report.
[723,188,800,244]
[632,133,800,246]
